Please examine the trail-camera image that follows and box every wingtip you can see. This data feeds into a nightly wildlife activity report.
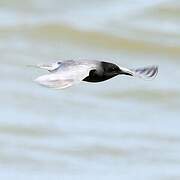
[133,65,159,80]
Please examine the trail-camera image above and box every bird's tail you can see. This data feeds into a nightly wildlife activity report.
[120,66,158,80]
[27,62,61,72]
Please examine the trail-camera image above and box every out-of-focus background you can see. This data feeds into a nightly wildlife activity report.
[0,0,180,180]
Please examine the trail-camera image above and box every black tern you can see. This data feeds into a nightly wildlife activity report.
[33,60,158,89]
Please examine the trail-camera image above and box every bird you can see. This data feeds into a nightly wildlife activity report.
[32,60,158,89]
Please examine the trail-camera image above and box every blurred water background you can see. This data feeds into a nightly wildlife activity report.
[0,0,180,179]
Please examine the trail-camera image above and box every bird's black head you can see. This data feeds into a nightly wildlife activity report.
[83,61,132,83]
[101,61,122,78]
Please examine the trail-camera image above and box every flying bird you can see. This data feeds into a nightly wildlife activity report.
[32,60,158,89]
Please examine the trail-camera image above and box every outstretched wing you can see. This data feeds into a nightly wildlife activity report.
[132,66,158,79]
[35,63,95,89]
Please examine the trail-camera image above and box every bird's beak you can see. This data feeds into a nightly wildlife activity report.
[118,67,133,76]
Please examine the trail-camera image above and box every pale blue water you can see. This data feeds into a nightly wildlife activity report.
[0,0,180,180]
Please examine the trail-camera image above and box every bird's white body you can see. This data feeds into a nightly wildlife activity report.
[35,60,100,89]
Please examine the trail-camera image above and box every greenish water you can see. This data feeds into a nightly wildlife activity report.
[0,0,180,179]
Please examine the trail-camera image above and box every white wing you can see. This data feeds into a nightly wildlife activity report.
[35,64,95,89]
[132,66,158,79]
